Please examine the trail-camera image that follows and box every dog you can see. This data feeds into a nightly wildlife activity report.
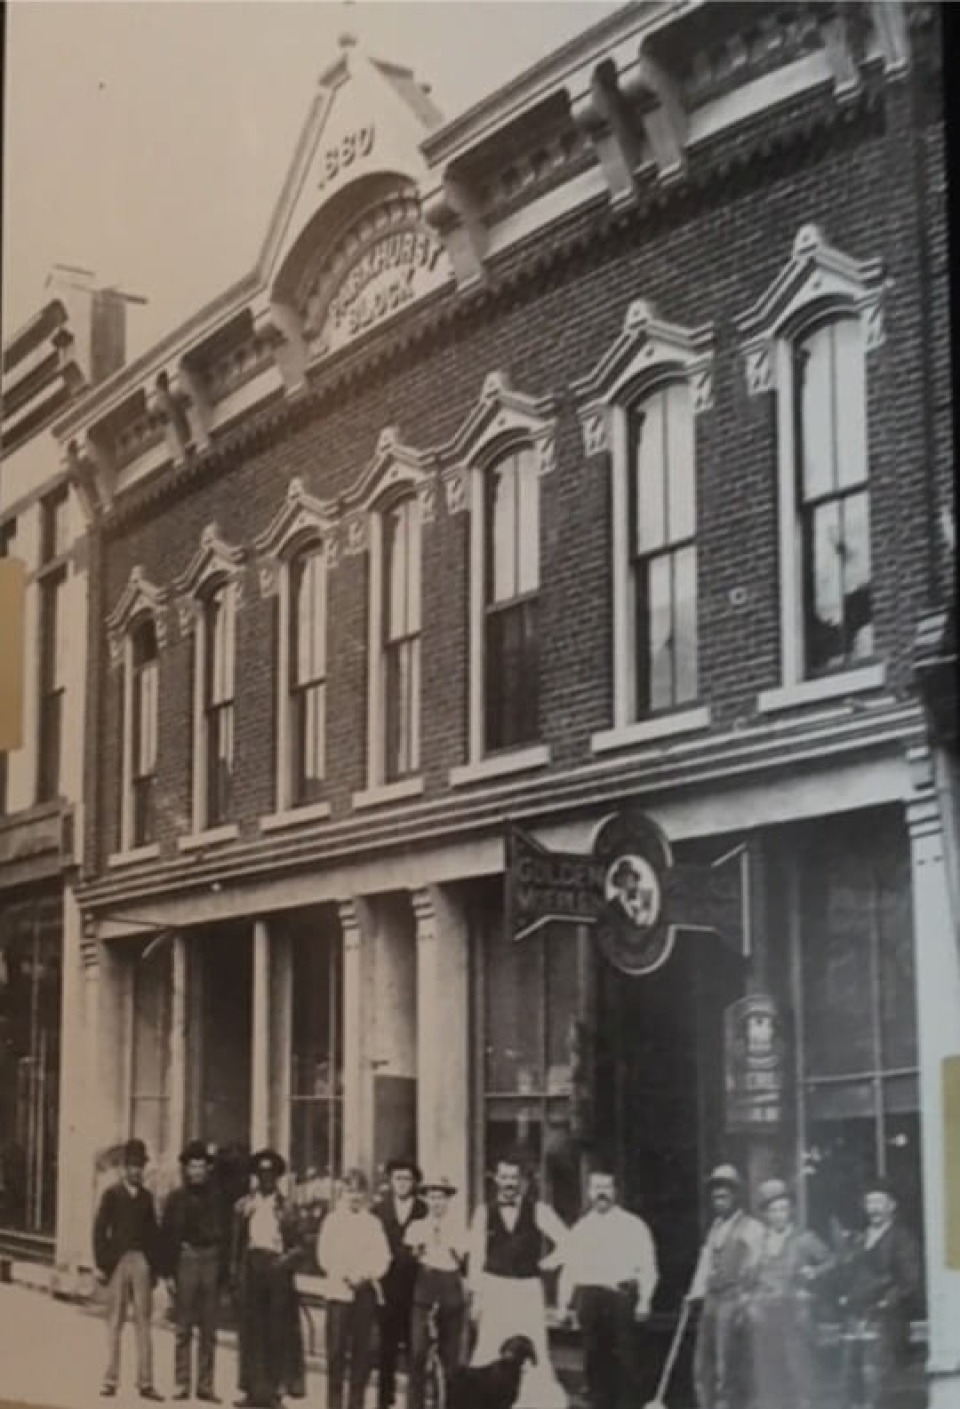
[446,1336,537,1409]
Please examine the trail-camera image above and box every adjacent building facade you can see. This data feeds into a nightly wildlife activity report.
[0,268,130,1263]
[48,2,957,1402]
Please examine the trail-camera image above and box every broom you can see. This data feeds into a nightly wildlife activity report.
[643,1299,693,1409]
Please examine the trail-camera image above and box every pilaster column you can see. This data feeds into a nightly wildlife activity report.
[907,745,960,1408]
[412,886,469,1198]
[339,899,374,1173]
[167,935,188,1154]
[250,919,271,1151]
[54,889,86,1280]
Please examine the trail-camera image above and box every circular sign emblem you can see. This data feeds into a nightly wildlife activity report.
[592,813,675,976]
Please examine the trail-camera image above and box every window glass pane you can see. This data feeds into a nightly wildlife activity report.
[634,398,666,554]
[41,491,69,562]
[876,846,918,1070]
[489,458,518,604]
[484,600,538,752]
[544,931,580,1095]
[289,920,343,1245]
[294,550,326,685]
[484,921,543,1094]
[302,685,325,786]
[835,317,868,489]
[807,499,844,670]
[804,1114,879,1238]
[674,545,698,704]
[406,498,422,633]
[841,490,873,660]
[665,383,695,543]
[801,841,876,1077]
[131,940,172,1156]
[384,504,409,642]
[647,553,674,712]
[516,450,539,596]
[136,659,159,775]
[798,325,836,502]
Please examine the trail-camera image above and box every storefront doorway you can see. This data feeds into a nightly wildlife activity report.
[592,932,743,1310]
[188,924,252,1153]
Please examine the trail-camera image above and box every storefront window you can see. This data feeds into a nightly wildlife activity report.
[288,922,343,1268]
[480,906,585,1226]
[796,813,923,1265]
[0,894,62,1238]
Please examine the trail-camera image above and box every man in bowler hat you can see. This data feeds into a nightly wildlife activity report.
[837,1176,921,1409]
[372,1158,427,1409]
[686,1164,763,1409]
[162,1140,228,1401]
[93,1137,165,1400]
[232,1149,306,1409]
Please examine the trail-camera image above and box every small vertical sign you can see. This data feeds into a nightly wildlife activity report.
[0,558,26,752]
[944,1055,960,1269]
[724,993,787,1132]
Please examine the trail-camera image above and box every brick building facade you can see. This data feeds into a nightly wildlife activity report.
[50,3,956,1402]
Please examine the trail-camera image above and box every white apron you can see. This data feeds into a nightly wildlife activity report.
[470,1272,567,1409]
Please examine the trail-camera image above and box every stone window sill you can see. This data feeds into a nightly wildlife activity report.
[107,843,161,868]
[352,777,425,810]
[591,706,711,754]
[177,823,240,852]
[757,663,886,714]
[449,743,551,786]
[260,801,332,832]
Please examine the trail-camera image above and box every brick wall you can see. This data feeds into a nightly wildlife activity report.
[90,63,948,873]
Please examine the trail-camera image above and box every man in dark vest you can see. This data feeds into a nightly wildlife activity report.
[837,1176,921,1409]
[686,1164,763,1409]
[371,1158,427,1409]
[162,1140,228,1401]
[467,1155,570,1409]
[93,1137,165,1400]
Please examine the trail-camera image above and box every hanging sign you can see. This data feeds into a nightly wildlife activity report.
[724,993,787,1131]
[504,811,747,977]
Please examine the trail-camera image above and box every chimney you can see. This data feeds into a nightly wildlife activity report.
[44,264,145,386]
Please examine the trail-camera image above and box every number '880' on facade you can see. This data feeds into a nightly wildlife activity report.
[4,0,957,1394]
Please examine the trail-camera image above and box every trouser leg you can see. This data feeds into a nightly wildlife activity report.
[129,1251,156,1392]
[197,1253,220,1396]
[407,1306,430,1409]
[327,1302,349,1409]
[348,1288,377,1409]
[104,1258,130,1390]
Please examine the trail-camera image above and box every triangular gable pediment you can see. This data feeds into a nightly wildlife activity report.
[258,37,445,298]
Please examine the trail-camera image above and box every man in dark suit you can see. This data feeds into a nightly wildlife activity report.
[837,1177,921,1409]
[93,1137,165,1400]
[162,1140,229,1402]
[372,1158,427,1409]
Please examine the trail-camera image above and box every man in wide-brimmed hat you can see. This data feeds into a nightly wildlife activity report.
[836,1175,921,1409]
[371,1158,427,1409]
[317,1168,391,1409]
[404,1175,470,1409]
[685,1164,763,1409]
[93,1137,164,1400]
[232,1149,305,1409]
[161,1140,228,1401]
[745,1178,833,1409]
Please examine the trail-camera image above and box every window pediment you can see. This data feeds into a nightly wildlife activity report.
[173,523,245,633]
[440,372,557,503]
[572,299,714,456]
[253,478,337,596]
[105,566,168,667]
[736,224,886,396]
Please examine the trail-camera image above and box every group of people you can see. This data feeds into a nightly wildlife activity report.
[92,1138,921,1409]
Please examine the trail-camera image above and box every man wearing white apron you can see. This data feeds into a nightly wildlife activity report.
[467,1156,569,1409]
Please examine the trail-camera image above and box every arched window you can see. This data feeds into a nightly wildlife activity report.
[288,543,327,804]
[381,494,421,781]
[201,580,236,828]
[793,315,872,676]
[628,380,698,716]
[129,617,159,847]
[483,447,540,752]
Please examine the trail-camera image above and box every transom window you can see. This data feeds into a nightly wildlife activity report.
[484,449,540,752]
[289,546,327,804]
[629,381,698,716]
[202,582,236,827]
[130,619,159,847]
[382,496,421,782]
[794,316,872,676]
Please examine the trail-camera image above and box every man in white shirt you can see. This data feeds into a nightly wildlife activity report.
[686,1165,763,1409]
[317,1169,391,1409]
[404,1175,470,1409]
[467,1155,569,1409]
[558,1171,658,1409]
